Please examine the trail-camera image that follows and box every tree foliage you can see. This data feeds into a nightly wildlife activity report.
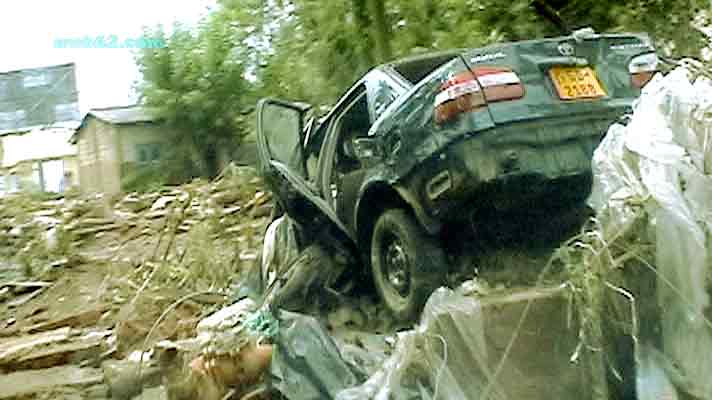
[137,0,710,177]
[258,0,708,106]
[136,5,257,177]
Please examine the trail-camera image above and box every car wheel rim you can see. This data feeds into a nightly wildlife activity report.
[383,233,410,297]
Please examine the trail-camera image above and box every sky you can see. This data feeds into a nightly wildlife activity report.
[0,0,217,113]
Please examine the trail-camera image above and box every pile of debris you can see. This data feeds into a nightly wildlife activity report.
[0,164,271,278]
[145,66,711,400]
[0,165,274,399]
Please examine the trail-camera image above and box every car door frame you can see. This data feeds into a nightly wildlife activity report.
[256,98,351,236]
[317,70,408,227]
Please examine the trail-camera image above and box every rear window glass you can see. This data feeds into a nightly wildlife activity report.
[392,51,460,83]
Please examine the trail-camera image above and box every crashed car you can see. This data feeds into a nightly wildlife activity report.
[256,30,659,319]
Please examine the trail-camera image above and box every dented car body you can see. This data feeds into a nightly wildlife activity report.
[256,31,659,319]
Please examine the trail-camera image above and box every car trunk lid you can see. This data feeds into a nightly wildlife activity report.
[459,33,658,125]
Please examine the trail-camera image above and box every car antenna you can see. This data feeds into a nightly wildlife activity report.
[530,0,570,35]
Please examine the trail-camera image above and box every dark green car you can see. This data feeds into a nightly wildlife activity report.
[256,30,659,319]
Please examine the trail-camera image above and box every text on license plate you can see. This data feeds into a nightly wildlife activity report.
[549,66,606,100]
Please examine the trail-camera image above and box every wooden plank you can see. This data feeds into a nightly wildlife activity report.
[22,306,107,334]
[0,327,71,364]
[6,288,44,308]
[0,365,103,399]
[3,329,111,372]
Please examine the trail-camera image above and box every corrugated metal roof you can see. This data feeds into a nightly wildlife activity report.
[70,105,159,144]
[0,120,81,137]
[88,105,156,124]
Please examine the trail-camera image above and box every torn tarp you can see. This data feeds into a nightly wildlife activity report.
[589,67,712,399]
[270,311,367,400]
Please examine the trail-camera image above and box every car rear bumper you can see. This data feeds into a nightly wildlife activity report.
[403,115,613,231]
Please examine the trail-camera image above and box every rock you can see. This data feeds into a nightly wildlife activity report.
[197,298,256,335]
[101,359,162,400]
[211,191,242,207]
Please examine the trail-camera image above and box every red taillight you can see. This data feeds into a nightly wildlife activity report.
[434,71,485,124]
[629,53,659,89]
[474,67,525,102]
[434,67,524,124]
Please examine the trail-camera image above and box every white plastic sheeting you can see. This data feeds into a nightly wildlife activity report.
[1,127,76,169]
[260,215,300,291]
[336,285,592,400]
[590,67,712,399]
[336,288,491,400]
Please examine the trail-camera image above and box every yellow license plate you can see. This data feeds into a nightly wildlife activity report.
[549,66,606,100]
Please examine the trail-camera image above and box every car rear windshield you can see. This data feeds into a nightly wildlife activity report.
[392,51,460,83]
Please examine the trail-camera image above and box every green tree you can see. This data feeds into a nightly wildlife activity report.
[136,5,257,178]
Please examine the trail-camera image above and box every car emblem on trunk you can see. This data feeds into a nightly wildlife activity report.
[558,42,575,56]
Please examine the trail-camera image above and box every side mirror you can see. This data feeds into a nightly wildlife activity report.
[353,137,383,160]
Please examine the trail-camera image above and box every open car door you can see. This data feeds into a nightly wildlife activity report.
[257,98,352,236]
[257,99,312,215]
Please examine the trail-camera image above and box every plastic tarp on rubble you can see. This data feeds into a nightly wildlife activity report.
[336,285,600,400]
[589,66,712,399]
[270,311,368,400]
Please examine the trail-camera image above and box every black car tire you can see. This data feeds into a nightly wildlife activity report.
[370,208,446,321]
